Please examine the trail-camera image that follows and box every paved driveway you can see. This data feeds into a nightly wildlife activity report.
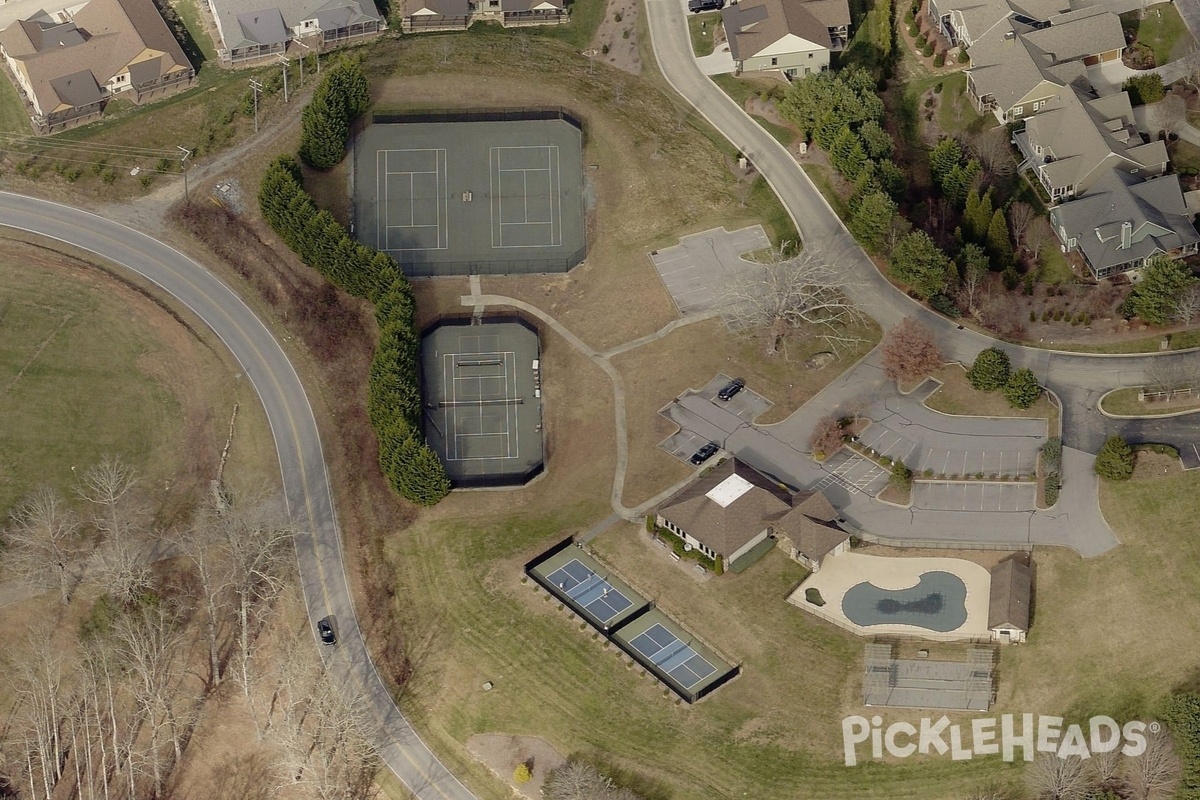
[650,226,770,314]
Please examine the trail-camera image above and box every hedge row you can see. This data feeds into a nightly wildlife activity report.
[259,155,450,505]
[299,58,370,170]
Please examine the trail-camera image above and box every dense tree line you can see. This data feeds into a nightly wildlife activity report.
[260,156,450,505]
[299,58,371,170]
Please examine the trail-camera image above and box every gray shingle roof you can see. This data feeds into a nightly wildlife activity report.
[209,0,380,49]
[1050,170,1200,272]
[988,557,1032,631]
[722,0,832,61]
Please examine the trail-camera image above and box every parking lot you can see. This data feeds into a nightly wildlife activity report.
[912,481,1037,512]
[650,226,770,314]
[691,373,772,422]
[658,374,772,463]
[856,418,1040,479]
[659,428,719,465]
[814,452,890,496]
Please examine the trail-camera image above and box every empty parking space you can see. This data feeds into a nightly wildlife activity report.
[912,482,1037,512]
[658,427,719,465]
[857,419,1040,479]
[693,373,772,422]
[650,226,770,315]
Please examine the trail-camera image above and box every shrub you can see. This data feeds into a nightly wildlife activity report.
[930,293,961,317]
[645,515,656,533]
[922,42,935,57]
[958,49,969,63]
[601,43,610,54]
[810,415,845,456]
[966,347,1011,391]
[1123,73,1165,106]
[890,460,913,488]
[1094,435,1134,481]
[1029,310,1037,322]
[805,587,826,606]
[1044,473,1061,506]
[622,28,630,39]
[1003,367,1042,409]
[933,52,945,67]
[1041,437,1062,473]
[514,764,532,784]
[614,10,622,21]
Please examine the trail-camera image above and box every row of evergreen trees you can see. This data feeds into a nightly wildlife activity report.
[299,58,371,170]
[260,155,450,504]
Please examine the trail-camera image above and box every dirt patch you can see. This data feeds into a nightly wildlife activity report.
[1132,450,1184,481]
[466,734,567,799]
[589,0,642,75]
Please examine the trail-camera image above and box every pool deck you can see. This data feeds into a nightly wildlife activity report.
[788,551,993,641]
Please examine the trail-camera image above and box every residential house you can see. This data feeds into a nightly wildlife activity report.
[655,458,847,571]
[0,0,195,135]
[206,0,383,64]
[1015,87,1167,202]
[399,0,566,32]
[722,0,846,77]
[965,11,1123,123]
[987,557,1033,643]
[1050,170,1200,278]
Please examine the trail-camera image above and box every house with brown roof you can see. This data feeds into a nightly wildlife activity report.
[0,0,195,134]
[721,0,849,78]
[987,557,1032,643]
[655,459,848,572]
[206,0,383,63]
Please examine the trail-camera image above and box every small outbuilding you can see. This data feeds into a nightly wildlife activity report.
[988,556,1033,644]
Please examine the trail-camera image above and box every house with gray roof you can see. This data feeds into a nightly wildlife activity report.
[0,0,194,134]
[965,11,1123,123]
[398,0,565,33]
[1050,170,1200,278]
[721,0,847,77]
[1015,87,1167,202]
[206,0,383,63]
[655,458,847,572]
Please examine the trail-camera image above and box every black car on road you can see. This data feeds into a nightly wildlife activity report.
[688,0,724,11]
[717,377,745,401]
[317,616,336,646]
[690,442,719,465]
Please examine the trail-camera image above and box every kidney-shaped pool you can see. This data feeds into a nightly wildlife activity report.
[841,571,969,632]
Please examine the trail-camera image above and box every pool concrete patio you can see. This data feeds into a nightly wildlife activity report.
[788,551,993,641]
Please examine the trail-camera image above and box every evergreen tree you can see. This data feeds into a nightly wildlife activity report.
[890,231,952,299]
[299,94,350,170]
[1129,257,1196,324]
[966,347,1011,391]
[873,159,907,200]
[928,137,963,186]
[1094,436,1134,481]
[985,207,1014,268]
[858,120,894,160]
[1003,367,1041,409]
[829,127,869,182]
[850,191,898,253]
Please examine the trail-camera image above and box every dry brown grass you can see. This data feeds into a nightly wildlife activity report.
[924,363,1058,433]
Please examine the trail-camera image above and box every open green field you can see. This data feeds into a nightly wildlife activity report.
[0,239,275,519]
[1121,2,1193,65]
[688,11,721,56]
[1001,466,1200,724]
[0,72,28,134]
[924,364,1059,434]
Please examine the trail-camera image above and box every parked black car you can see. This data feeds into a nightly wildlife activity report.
[688,0,725,11]
[690,442,719,465]
[717,377,746,401]
[317,616,337,646]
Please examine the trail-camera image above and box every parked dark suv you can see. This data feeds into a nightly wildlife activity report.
[690,442,719,465]
[317,616,337,646]
[688,0,725,11]
[717,377,745,401]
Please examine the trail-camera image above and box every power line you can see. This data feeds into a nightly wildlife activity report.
[0,133,177,159]
[0,147,179,175]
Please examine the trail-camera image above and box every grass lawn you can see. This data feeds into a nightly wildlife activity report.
[0,72,29,134]
[1100,386,1200,416]
[924,364,1058,433]
[1170,138,1200,174]
[710,72,784,107]
[497,0,606,49]
[168,0,218,66]
[1000,465,1200,727]
[1024,326,1200,354]
[1121,3,1193,65]
[0,237,275,519]
[751,113,798,146]
[1037,243,1074,285]
[802,163,851,219]
[934,72,991,137]
[688,11,722,57]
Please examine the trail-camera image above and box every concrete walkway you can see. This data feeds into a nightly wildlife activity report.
[696,43,737,75]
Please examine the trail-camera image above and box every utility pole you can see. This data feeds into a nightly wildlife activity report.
[177,145,192,204]
[249,78,263,134]
[294,40,308,89]
[276,54,289,103]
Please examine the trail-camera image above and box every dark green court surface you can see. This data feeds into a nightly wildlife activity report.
[421,319,544,487]
[353,117,586,277]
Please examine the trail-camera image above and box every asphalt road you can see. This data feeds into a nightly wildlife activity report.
[0,193,477,800]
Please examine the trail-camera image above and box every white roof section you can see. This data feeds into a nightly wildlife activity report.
[706,473,755,508]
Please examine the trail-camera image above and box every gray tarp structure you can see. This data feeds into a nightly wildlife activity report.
[862,644,994,711]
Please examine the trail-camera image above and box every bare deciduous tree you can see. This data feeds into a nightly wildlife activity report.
[881,318,945,383]
[1025,218,1054,261]
[960,258,988,318]
[1150,95,1187,140]
[3,487,83,604]
[1146,356,1197,394]
[973,127,1016,181]
[1125,728,1181,800]
[76,456,142,539]
[1025,754,1089,800]
[544,760,618,800]
[7,634,70,800]
[1173,283,1200,324]
[1007,202,1036,250]
[718,243,865,356]
[809,416,844,457]
[168,502,230,691]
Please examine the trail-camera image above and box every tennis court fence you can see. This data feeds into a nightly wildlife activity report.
[398,247,587,277]
[372,106,583,131]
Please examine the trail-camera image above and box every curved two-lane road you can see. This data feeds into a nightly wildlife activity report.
[0,193,477,800]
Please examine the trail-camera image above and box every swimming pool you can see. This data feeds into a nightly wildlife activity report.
[841,571,969,632]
